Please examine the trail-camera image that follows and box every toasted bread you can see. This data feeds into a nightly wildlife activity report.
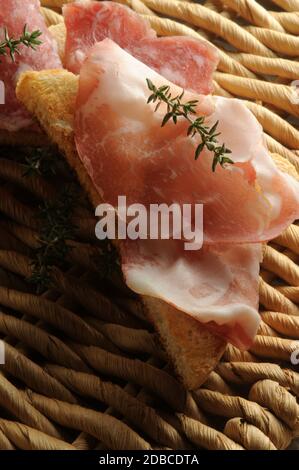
[16,69,226,390]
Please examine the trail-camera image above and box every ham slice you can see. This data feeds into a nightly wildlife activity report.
[0,0,62,132]
[121,239,261,350]
[206,98,299,241]
[74,40,299,348]
[75,40,299,244]
[63,0,218,95]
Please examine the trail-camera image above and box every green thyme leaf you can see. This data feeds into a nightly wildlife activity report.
[0,24,42,62]
[28,185,78,292]
[146,79,233,172]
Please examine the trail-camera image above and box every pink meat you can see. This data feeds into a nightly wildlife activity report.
[75,40,299,245]
[63,0,218,95]
[74,40,299,348]
[121,239,261,350]
[0,0,62,132]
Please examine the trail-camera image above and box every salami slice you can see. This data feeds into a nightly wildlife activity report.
[0,0,62,132]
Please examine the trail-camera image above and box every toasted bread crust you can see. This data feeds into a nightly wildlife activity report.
[16,69,226,389]
[143,297,226,389]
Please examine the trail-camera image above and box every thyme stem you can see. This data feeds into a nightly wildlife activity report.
[146,78,233,172]
[0,24,42,62]
[29,185,78,293]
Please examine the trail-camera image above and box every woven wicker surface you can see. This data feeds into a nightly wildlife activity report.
[0,0,298,450]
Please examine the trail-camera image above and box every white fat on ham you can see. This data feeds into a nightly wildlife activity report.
[121,240,262,349]
[75,39,299,244]
[0,0,62,132]
[207,98,299,238]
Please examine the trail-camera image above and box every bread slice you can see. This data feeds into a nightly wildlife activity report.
[16,69,226,390]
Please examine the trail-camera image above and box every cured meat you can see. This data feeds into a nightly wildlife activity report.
[206,98,299,241]
[64,0,154,73]
[74,40,299,347]
[121,239,261,350]
[75,40,299,244]
[63,0,218,95]
[0,0,62,132]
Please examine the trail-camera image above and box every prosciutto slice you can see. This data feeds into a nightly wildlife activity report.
[0,0,62,132]
[63,0,218,95]
[75,40,299,244]
[74,40,299,348]
[121,239,261,349]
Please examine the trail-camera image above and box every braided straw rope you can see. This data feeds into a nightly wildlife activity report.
[24,390,152,450]
[45,364,189,449]
[224,418,277,449]
[141,0,276,56]
[270,0,299,12]
[271,11,299,34]
[220,0,285,31]
[40,7,64,26]
[0,420,76,450]
[245,25,299,56]
[0,0,297,451]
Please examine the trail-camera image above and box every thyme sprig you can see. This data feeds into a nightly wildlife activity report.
[29,185,78,293]
[96,241,120,279]
[23,147,59,177]
[0,24,42,62]
[146,79,233,172]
